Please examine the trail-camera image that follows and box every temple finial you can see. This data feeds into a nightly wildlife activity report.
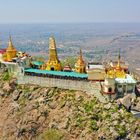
[49,36,56,49]
[9,32,12,41]
[8,35,13,47]
[80,49,82,59]
[117,48,121,68]
[118,48,121,60]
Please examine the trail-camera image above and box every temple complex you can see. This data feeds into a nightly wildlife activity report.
[0,35,137,102]
[46,37,62,71]
[75,49,86,73]
[3,36,17,62]
[102,50,136,99]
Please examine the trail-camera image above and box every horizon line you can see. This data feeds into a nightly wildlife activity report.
[0,21,140,25]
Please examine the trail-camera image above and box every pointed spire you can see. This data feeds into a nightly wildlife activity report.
[117,49,121,69]
[75,49,86,73]
[8,35,14,48]
[46,36,62,71]
[118,48,121,60]
[5,35,17,61]
[49,36,56,49]
[7,35,17,52]
[79,49,83,60]
[77,49,85,65]
[9,35,12,41]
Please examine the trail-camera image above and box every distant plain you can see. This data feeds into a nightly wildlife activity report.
[0,23,140,69]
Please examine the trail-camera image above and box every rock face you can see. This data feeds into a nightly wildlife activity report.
[12,90,22,101]
[118,94,136,110]
[132,97,140,111]
[0,72,140,140]
[2,82,13,93]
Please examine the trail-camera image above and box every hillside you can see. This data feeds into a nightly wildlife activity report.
[0,72,140,140]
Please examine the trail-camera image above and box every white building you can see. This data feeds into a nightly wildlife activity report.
[102,74,137,100]
[115,74,136,98]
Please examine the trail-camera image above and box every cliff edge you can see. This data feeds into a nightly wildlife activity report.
[0,72,140,140]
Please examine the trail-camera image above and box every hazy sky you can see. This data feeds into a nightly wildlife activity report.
[0,0,140,23]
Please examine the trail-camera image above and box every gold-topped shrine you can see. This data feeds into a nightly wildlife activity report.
[106,50,126,78]
[75,49,86,73]
[3,36,17,62]
[46,37,62,71]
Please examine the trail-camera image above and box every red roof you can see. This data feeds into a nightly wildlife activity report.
[0,49,6,54]
[63,65,72,72]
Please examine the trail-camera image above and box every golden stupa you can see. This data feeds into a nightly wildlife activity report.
[3,36,17,62]
[75,49,86,73]
[114,50,126,78]
[46,37,62,71]
[106,67,116,78]
[107,50,126,78]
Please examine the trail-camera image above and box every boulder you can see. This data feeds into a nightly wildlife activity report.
[48,102,57,109]
[48,120,58,129]
[132,97,140,111]
[3,82,12,93]
[9,78,17,86]
[118,94,136,110]
[58,118,69,129]
[0,90,5,97]
[104,102,112,110]
[12,90,22,101]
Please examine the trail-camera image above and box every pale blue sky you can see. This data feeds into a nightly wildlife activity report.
[0,0,140,23]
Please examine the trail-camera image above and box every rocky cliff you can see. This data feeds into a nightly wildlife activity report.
[0,72,140,140]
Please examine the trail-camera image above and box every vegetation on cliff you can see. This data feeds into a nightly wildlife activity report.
[0,72,140,140]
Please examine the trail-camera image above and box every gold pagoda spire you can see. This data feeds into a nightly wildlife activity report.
[77,49,85,65]
[48,36,58,61]
[5,36,17,62]
[75,49,86,73]
[46,36,62,71]
[79,49,83,62]
[106,49,126,79]
[115,49,126,78]
[49,36,56,50]
[7,36,15,50]
[116,49,121,69]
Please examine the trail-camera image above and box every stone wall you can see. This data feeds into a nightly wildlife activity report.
[18,75,93,91]
[17,75,107,102]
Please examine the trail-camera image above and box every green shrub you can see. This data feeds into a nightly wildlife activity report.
[90,120,98,131]
[76,115,86,128]
[39,129,64,140]
[84,98,97,113]
[2,72,10,81]
[116,125,127,138]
